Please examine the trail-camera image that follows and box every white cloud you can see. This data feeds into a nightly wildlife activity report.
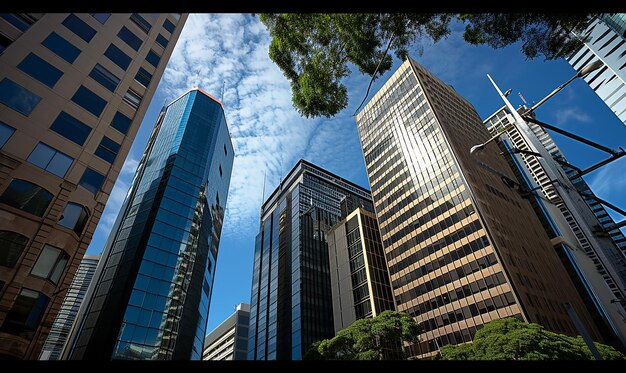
[553,107,592,126]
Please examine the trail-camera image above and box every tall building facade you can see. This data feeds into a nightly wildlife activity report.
[202,303,249,361]
[64,88,234,360]
[39,255,99,360]
[355,58,600,358]
[567,14,626,126]
[0,13,187,359]
[247,160,374,360]
[327,207,395,333]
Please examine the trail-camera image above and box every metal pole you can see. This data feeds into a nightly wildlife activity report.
[564,303,603,360]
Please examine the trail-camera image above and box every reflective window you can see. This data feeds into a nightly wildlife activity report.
[134,67,152,88]
[163,19,175,33]
[170,13,181,22]
[17,53,63,88]
[0,231,28,268]
[145,50,160,67]
[117,26,142,51]
[62,14,96,42]
[0,13,36,32]
[104,44,132,70]
[41,32,81,63]
[123,89,142,110]
[130,13,151,33]
[50,111,92,146]
[71,85,107,117]
[0,121,15,148]
[0,33,10,54]
[155,34,168,48]
[79,168,105,194]
[58,202,89,235]
[0,179,52,217]
[27,142,73,178]
[89,63,120,92]
[90,13,110,24]
[0,288,49,339]
[31,244,69,284]
[95,136,121,163]
[111,111,132,134]
[0,78,41,116]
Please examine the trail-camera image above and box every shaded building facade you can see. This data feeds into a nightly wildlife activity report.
[327,207,395,333]
[247,160,373,360]
[202,303,249,361]
[0,13,186,359]
[355,58,601,358]
[64,88,234,360]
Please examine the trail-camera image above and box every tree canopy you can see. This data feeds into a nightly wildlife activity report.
[440,317,625,360]
[305,310,423,360]
[260,13,593,118]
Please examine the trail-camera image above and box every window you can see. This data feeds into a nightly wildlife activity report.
[0,179,52,217]
[170,13,181,22]
[71,86,107,117]
[0,78,41,116]
[27,143,73,178]
[219,165,222,177]
[62,14,96,42]
[163,19,175,33]
[89,63,120,92]
[134,67,152,87]
[0,231,28,268]
[224,144,227,156]
[59,203,89,235]
[111,111,132,134]
[50,111,92,146]
[95,136,121,163]
[90,13,110,24]
[0,13,36,32]
[79,168,105,194]
[155,34,168,48]
[31,245,69,284]
[0,288,49,339]
[123,89,142,110]
[41,32,81,63]
[0,33,11,54]
[0,121,15,148]
[104,44,131,70]
[145,50,160,67]
[130,13,151,33]
[17,53,63,88]
[117,26,142,51]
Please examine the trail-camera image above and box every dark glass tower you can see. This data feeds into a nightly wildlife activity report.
[65,88,234,360]
[247,160,373,360]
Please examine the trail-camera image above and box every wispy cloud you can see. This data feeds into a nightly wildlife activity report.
[553,107,592,126]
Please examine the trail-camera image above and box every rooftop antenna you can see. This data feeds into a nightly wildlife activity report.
[220,80,225,102]
[261,169,267,204]
[518,92,529,106]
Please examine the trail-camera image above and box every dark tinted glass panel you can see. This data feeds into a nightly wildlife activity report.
[59,202,89,235]
[41,32,81,63]
[0,33,11,54]
[0,231,28,268]
[134,67,152,87]
[62,14,96,42]
[31,245,69,284]
[163,19,175,33]
[89,63,120,92]
[50,112,91,146]
[0,13,35,32]
[104,44,132,70]
[0,78,41,116]
[17,53,63,88]
[79,168,105,194]
[0,288,49,339]
[90,13,110,24]
[145,50,160,67]
[130,13,151,33]
[0,121,15,148]
[155,34,168,48]
[117,26,142,51]
[0,179,52,217]
[111,112,132,134]
[27,142,73,178]
[95,136,121,163]
[71,86,107,117]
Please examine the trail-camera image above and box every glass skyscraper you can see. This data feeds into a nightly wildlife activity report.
[64,88,234,360]
[39,255,99,360]
[356,58,600,358]
[247,160,373,360]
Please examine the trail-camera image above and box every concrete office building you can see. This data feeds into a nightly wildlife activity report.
[247,160,374,360]
[64,88,234,360]
[202,303,249,361]
[0,13,186,359]
[39,255,99,360]
[327,207,395,333]
[355,58,600,358]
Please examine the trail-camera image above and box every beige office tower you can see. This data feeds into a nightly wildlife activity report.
[355,58,601,358]
[0,13,187,359]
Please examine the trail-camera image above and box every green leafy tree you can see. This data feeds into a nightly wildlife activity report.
[440,317,625,360]
[260,13,593,118]
[305,310,423,360]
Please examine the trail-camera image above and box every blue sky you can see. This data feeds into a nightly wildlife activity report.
[86,14,626,333]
